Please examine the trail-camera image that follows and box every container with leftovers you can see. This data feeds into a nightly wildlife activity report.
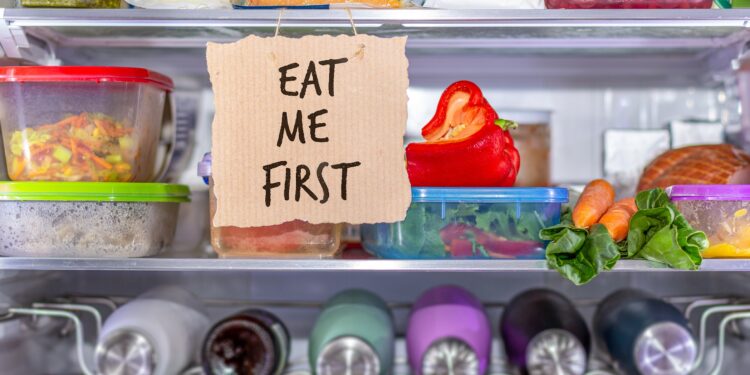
[0,182,189,257]
[668,185,750,258]
[198,153,343,258]
[361,187,567,259]
[0,66,173,182]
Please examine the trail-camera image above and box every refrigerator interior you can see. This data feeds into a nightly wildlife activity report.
[0,8,750,375]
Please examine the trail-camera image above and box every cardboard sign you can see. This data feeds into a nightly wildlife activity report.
[207,35,411,227]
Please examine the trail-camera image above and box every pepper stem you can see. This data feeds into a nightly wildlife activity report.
[494,118,519,131]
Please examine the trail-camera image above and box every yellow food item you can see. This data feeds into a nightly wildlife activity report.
[702,243,750,258]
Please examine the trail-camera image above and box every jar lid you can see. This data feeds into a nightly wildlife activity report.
[666,185,750,201]
[0,182,190,203]
[0,66,174,92]
[412,187,568,203]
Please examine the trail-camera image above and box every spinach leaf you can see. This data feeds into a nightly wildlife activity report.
[541,213,620,285]
[626,188,707,270]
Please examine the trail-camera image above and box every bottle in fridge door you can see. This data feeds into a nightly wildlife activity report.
[95,286,210,375]
[309,289,395,375]
[593,289,697,375]
[500,289,590,375]
[202,309,290,375]
[407,285,492,375]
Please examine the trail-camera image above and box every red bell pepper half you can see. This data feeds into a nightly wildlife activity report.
[406,80,520,187]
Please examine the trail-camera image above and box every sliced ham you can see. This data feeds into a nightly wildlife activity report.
[637,144,750,191]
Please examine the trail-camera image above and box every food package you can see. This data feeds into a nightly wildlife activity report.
[604,129,670,197]
[638,144,750,191]
[669,120,724,148]
[235,0,402,6]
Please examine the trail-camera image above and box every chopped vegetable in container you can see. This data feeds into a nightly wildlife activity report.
[0,66,173,182]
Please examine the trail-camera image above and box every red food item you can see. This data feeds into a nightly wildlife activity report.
[637,145,750,191]
[439,223,541,258]
[406,80,520,187]
[217,220,335,253]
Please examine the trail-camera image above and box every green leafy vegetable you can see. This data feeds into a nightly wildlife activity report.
[626,188,707,270]
[541,188,709,285]
[389,202,545,258]
[541,212,620,285]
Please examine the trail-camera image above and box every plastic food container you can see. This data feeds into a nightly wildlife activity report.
[198,153,343,259]
[21,0,121,7]
[545,0,711,8]
[0,66,173,182]
[361,187,568,259]
[667,185,750,259]
[0,182,189,258]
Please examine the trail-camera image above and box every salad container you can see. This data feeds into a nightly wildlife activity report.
[361,187,567,259]
[544,0,711,8]
[0,182,189,258]
[667,185,750,258]
[0,66,173,182]
[199,153,343,259]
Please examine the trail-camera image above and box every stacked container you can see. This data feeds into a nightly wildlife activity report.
[0,66,186,258]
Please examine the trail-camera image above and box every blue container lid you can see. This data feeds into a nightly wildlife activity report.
[412,187,568,203]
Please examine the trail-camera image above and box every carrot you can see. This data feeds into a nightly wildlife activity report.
[598,197,637,241]
[9,157,25,180]
[573,179,615,228]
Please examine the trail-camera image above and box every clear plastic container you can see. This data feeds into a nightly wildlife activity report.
[667,185,750,259]
[21,0,121,7]
[545,0,711,8]
[198,153,343,259]
[0,182,189,257]
[0,66,173,182]
[361,187,568,259]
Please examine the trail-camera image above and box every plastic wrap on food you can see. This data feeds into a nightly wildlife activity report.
[670,120,724,148]
[603,129,670,197]
[423,0,543,8]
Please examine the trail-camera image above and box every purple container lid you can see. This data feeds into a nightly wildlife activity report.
[666,185,750,201]
[407,285,491,375]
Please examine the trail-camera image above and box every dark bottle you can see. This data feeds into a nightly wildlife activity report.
[202,309,290,375]
[500,289,590,375]
[594,289,696,375]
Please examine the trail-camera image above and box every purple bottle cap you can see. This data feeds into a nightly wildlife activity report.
[407,286,491,375]
[666,185,750,201]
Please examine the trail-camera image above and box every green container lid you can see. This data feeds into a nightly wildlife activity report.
[0,182,190,203]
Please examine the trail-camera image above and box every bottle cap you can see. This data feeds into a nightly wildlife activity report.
[634,322,697,375]
[422,338,479,375]
[316,336,380,375]
[527,329,587,375]
[95,330,155,375]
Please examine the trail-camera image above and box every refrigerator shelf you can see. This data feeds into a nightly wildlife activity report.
[6,8,750,50]
[5,8,748,87]
[0,256,745,272]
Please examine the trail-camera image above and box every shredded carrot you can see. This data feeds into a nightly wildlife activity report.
[573,179,616,229]
[9,157,25,180]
